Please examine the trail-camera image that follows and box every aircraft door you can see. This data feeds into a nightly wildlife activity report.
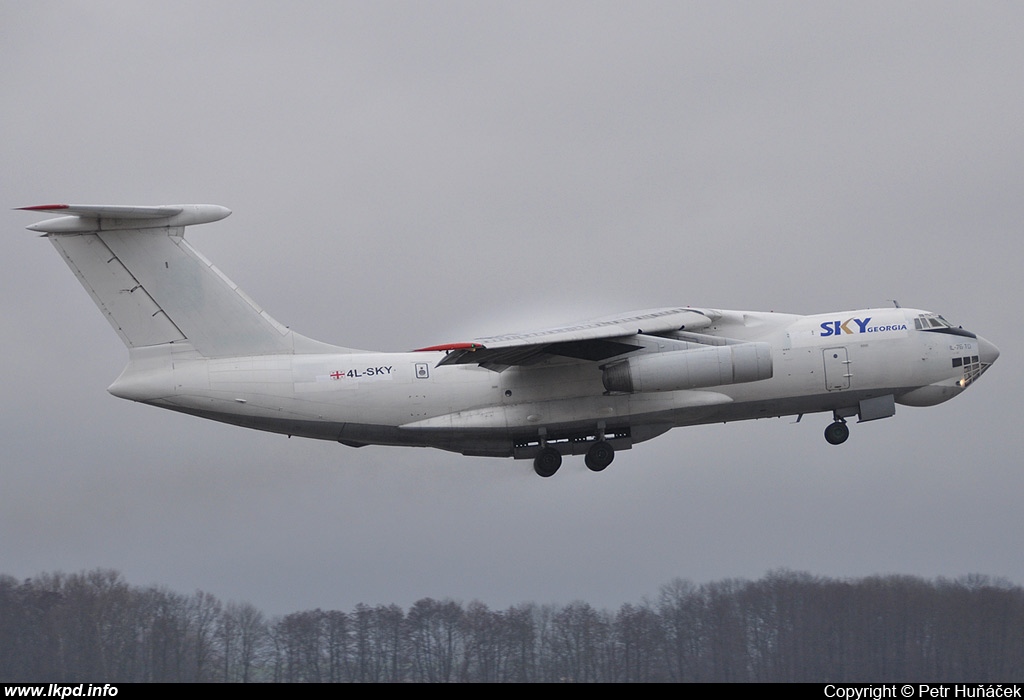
[408,362,433,419]
[823,347,851,391]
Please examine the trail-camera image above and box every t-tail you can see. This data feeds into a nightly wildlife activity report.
[20,204,352,363]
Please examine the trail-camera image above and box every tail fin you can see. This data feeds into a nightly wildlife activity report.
[21,204,347,357]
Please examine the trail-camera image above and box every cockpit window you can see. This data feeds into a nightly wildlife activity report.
[915,313,954,330]
[914,313,976,339]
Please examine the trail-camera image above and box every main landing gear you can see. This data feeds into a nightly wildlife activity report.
[534,447,562,478]
[584,440,615,472]
[532,439,616,477]
[824,418,850,445]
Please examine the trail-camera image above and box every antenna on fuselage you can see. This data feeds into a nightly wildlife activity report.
[889,299,901,308]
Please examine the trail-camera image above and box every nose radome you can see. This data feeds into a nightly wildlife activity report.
[978,336,1000,365]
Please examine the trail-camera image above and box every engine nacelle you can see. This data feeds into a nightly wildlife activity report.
[602,343,773,393]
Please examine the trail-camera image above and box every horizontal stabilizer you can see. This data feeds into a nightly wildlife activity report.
[19,204,231,233]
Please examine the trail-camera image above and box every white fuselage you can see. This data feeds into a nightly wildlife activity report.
[107,306,998,458]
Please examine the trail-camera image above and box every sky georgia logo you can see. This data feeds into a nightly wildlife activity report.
[819,317,909,337]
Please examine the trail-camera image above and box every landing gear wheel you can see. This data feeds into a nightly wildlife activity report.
[824,421,850,445]
[585,441,615,472]
[534,447,562,477]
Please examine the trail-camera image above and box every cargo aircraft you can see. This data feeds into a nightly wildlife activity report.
[20,204,999,477]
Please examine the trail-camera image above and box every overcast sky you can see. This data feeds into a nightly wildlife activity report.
[2,1,1022,615]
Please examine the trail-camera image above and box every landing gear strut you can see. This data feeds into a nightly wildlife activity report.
[585,440,615,471]
[534,447,562,477]
[824,419,850,445]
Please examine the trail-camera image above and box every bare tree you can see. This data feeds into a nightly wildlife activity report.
[220,601,267,682]
[407,598,464,682]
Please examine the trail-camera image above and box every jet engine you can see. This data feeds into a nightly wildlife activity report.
[602,343,773,393]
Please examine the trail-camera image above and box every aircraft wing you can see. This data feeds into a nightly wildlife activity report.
[416,307,718,369]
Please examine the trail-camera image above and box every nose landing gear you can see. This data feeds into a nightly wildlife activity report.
[824,419,850,445]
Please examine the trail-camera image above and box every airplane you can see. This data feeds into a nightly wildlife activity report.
[20,203,1000,477]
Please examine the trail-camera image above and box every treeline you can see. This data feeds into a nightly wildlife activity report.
[2,569,1021,682]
